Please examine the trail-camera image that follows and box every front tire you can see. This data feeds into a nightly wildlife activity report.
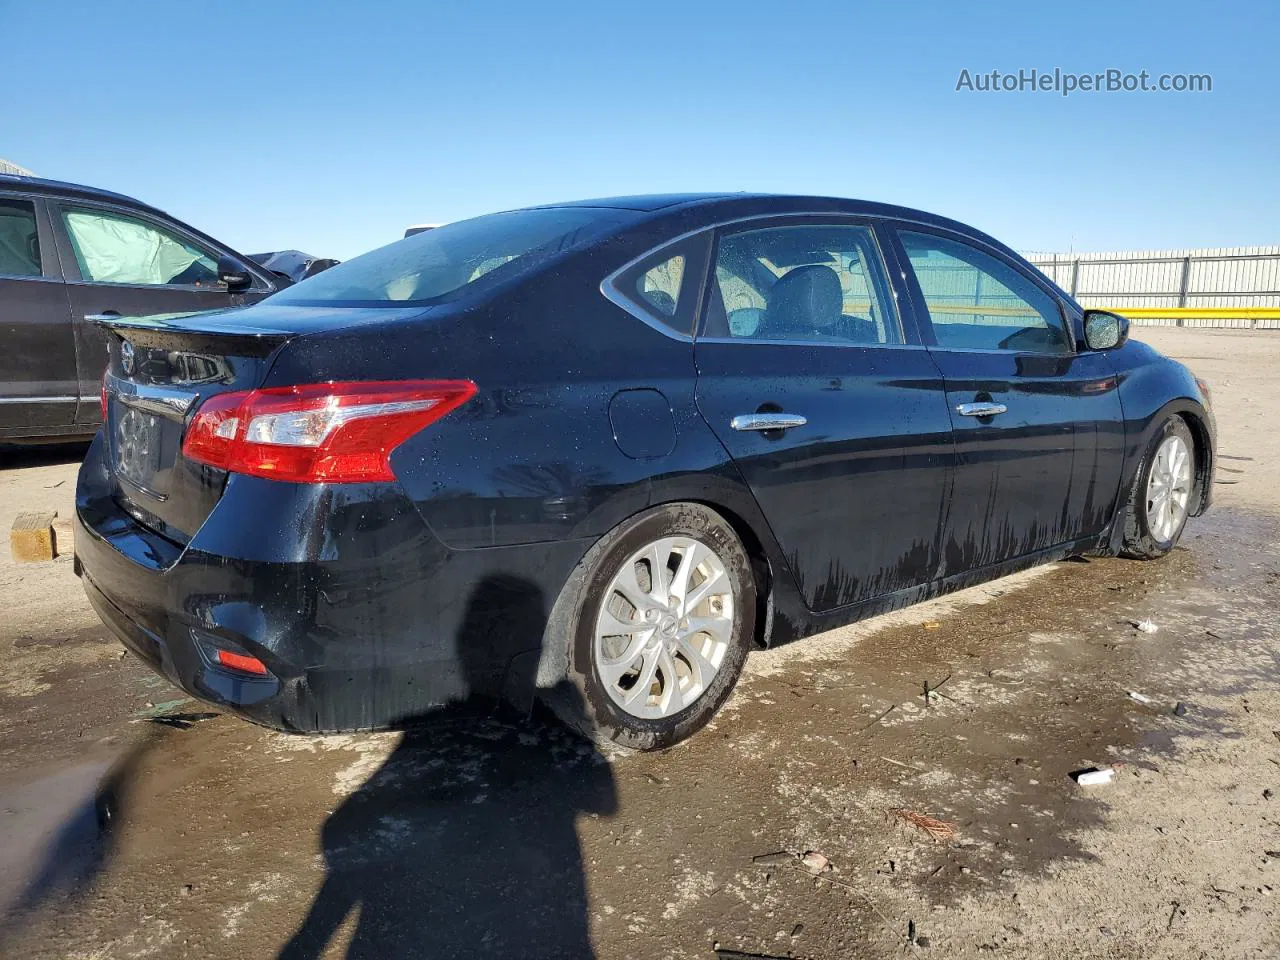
[542,503,756,752]
[1120,416,1196,559]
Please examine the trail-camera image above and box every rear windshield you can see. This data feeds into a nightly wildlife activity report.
[273,206,630,307]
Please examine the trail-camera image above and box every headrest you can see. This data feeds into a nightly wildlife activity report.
[765,265,843,336]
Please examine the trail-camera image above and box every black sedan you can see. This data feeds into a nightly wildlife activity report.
[76,194,1214,750]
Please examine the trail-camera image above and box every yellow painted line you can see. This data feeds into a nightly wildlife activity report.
[1105,307,1280,319]
[925,304,1041,318]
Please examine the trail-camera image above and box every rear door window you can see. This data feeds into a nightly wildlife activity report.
[704,223,901,344]
[60,206,220,287]
[0,198,42,277]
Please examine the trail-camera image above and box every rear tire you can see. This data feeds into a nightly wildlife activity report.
[542,503,756,752]
[1120,416,1196,559]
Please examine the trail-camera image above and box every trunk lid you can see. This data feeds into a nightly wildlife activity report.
[96,303,433,543]
[100,313,290,543]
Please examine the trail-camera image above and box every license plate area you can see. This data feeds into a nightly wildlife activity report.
[114,406,166,498]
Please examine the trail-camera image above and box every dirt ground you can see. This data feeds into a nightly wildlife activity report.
[0,327,1277,960]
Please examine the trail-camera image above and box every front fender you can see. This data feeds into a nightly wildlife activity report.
[1105,341,1216,550]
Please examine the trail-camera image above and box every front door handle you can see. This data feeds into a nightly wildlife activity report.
[731,413,808,432]
[956,401,1008,418]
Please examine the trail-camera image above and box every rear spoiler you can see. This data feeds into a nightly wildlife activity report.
[89,311,294,357]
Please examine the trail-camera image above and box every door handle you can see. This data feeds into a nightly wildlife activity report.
[956,401,1008,418]
[84,312,122,323]
[730,413,808,432]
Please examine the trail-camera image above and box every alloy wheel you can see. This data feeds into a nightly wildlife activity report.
[593,537,735,720]
[1146,434,1193,541]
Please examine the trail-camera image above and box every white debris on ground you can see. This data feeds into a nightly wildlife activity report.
[1073,768,1117,786]
[266,731,400,796]
[801,850,830,875]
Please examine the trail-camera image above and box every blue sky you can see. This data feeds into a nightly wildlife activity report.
[4,0,1276,260]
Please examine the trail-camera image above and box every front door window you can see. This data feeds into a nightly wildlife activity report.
[61,206,220,287]
[899,231,1072,354]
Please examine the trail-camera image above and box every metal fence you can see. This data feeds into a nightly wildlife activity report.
[0,158,34,177]
[1021,246,1280,329]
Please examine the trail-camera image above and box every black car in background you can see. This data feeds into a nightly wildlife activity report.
[76,193,1215,751]
[0,175,286,442]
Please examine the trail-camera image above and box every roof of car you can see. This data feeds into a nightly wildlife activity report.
[532,194,743,211]
[534,192,979,234]
[568,192,1023,265]
[0,174,160,213]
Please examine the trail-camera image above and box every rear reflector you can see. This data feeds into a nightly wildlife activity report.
[181,380,477,483]
[215,649,270,676]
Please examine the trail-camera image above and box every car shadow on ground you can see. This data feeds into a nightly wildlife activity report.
[278,574,618,960]
[0,441,91,470]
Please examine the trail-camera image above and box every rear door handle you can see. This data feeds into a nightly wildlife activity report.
[84,312,122,323]
[956,402,1008,418]
[731,413,808,432]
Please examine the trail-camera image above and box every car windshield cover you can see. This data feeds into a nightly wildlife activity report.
[274,206,630,306]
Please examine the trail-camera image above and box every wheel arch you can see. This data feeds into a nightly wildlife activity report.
[1105,395,1214,555]
[683,499,775,651]
[1136,397,1213,518]
[643,478,803,649]
[1174,407,1214,517]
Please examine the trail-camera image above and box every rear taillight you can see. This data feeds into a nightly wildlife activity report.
[100,370,109,422]
[181,380,477,483]
[181,390,250,466]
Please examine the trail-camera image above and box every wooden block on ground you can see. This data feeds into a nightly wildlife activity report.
[51,515,75,558]
[10,511,57,563]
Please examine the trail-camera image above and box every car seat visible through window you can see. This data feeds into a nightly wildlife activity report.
[756,265,843,340]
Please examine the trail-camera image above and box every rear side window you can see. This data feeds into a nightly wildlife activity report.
[899,231,1071,354]
[605,234,708,337]
[61,206,219,286]
[704,223,901,344]
[0,199,41,277]
[277,206,630,307]
[637,254,684,318]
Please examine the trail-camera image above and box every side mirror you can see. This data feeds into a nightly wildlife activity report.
[217,255,254,293]
[1083,309,1130,351]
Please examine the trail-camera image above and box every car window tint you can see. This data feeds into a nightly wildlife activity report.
[636,254,684,318]
[0,199,41,277]
[62,207,219,286]
[709,224,901,344]
[900,231,1071,354]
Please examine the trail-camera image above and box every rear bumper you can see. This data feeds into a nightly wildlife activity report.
[74,434,593,732]
[80,564,283,717]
